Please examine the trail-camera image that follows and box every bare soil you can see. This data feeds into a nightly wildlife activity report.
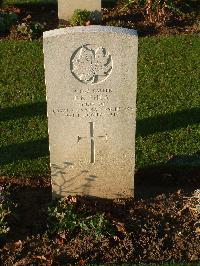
[0,175,199,265]
[0,0,199,40]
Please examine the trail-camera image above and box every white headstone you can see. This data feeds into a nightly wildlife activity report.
[58,0,101,22]
[43,26,138,199]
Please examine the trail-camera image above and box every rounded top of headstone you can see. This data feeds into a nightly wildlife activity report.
[43,26,137,39]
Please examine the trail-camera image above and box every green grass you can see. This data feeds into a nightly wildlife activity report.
[0,40,49,177]
[137,35,200,170]
[0,35,200,178]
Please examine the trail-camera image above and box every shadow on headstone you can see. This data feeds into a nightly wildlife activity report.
[51,162,99,198]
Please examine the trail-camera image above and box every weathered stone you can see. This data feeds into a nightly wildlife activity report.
[58,0,101,22]
[43,26,138,199]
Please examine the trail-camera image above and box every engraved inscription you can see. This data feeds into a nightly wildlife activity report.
[51,85,135,119]
[71,44,113,84]
[52,106,134,118]
[78,122,108,163]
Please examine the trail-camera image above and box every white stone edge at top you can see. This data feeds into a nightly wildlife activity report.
[43,25,137,39]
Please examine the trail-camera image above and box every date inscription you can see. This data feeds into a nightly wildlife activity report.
[52,88,134,118]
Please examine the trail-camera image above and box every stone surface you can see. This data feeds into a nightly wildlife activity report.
[58,0,101,22]
[43,26,138,199]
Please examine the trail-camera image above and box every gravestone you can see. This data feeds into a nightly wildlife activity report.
[43,26,138,199]
[58,0,101,22]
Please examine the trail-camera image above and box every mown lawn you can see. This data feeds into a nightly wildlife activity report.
[0,40,49,177]
[137,34,200,171]
[0,35,200,178]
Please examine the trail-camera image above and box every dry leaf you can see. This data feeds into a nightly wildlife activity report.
[195,227,200,235]
[113,235,120,241]
[115,222,126,233]
[78,259,86,265]
[32,255,48,261]
[70,196,77,203]
[14,240,22,249]
[85,21,91,26]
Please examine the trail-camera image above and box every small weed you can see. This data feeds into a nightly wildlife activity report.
[16,21,44,39]
[16,22,32,38]
[47,197,116,240]
[70,9,91,26]
[30,21,44,39]
[79,213,116,240]
[47,198,80,235]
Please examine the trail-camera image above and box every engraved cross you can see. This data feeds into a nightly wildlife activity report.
[78,122,107,163]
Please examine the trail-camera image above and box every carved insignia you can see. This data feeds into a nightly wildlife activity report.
[71,45,113,84]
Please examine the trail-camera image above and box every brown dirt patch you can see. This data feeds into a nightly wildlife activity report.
[0,175,199,265]
[0,0,199,41]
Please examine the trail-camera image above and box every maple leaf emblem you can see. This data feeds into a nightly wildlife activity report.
[71,45,112,84]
